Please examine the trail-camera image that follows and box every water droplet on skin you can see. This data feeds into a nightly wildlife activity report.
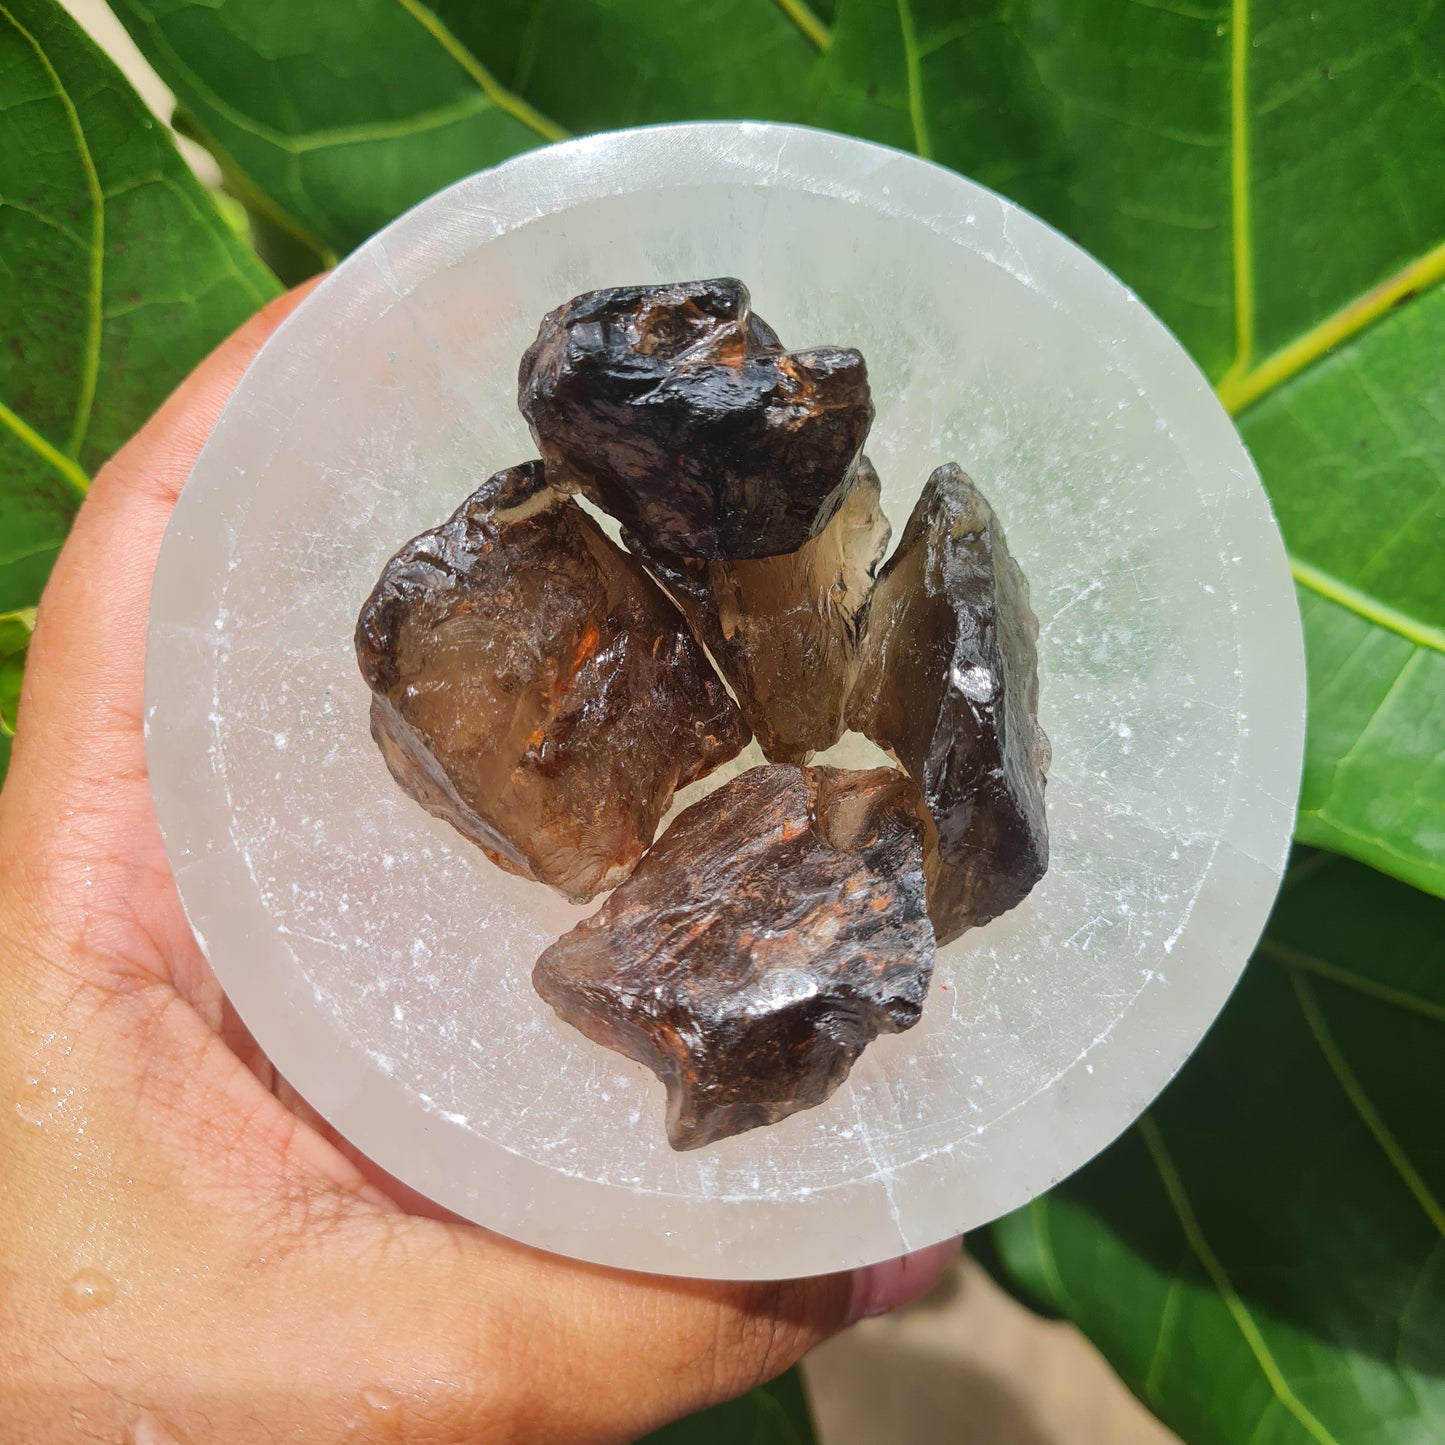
[14,1077,50,1126]
[63,1268,116,1312]
[362,1385,401,1413]
[126,1411,190,1445]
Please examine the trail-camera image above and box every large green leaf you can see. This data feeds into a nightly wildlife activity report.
[0,0,277,622]
[102,0,1444,379]
[641,1369,816,1445]
[1240,289,1445,896]
[992,850,1445,1445]
[106,0,1445,892]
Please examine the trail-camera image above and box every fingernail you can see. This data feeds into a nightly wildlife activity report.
[845,1237,962,1325]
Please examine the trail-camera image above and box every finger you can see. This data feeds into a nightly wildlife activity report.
[847,1237,961,1320]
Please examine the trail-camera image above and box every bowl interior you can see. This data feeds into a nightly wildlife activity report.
[146,124,1305,1278]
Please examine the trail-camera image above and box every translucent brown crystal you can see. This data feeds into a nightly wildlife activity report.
[847,463,1050,944]
[517,277,874,561]
[355,461,749,903]
[533,764,936,1150]
[628,456,891,765]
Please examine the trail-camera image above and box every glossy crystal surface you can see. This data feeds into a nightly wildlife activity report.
[518,277,873,560]
[355,462,747,902]
[535,764,934,1150]
[631,456,890,764]
[849,464,1050,942]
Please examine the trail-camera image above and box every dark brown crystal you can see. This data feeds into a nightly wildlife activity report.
[533,764,936,1150]
[355,462,749,903]
[517,277,874,561]
[847,463,1049,944]
[628,456,891,765]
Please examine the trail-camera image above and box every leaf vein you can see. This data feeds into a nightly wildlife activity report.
[1322,648,1426,778]
[0,4,104,462]
[1216,0,1254,392]
[1125,0,1219,18]
[101,172,275,304]
[1142,1250,1193,1401]
[772,0,832,53]
[389,0,567,143]
[174,107,336,269]
[0,398,89,499]
[1297,807,1441,874]
[895,0,931,159]
[288,92,494,153]
[915,16,1001,61]
[1258,939,1445,1025]
[0,193,89,250]
[1288,971,1445,1238]
[1291,560,1445,655]
[0,534,65,570]
[1218,245,1445,412]
[1139,1115,1343,1445]
[1028,1196,1076,1313]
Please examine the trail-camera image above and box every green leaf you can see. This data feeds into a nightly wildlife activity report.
[0,0,277,783]
[0,605,34,778]
[101,0,832,261]
[108,0,1445,889]
[639,1369,816,1445]
[992,849,1445,1445]
[1239,288,1445,897]
[105,1,1442,378]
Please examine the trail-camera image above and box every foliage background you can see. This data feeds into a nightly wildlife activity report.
[1,2,1440,1441]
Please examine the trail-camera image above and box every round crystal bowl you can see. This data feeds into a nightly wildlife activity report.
[145,122,1305,1280]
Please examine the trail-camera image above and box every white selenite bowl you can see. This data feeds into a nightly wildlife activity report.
[145,123,1305,1279]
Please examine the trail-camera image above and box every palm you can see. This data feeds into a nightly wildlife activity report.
[0,286,889,1445]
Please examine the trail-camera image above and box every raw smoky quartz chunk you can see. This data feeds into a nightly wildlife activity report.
[354,275,1059,1150]
[532,764,936,1150]
[628,456,891,764]
[848,463,1050,944]
[355,461,749,904]
[517,277,874,561]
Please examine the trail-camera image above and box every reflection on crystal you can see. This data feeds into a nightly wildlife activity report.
[629,456,891,764]
[533,764,936,1149]
[518,277,874,560]
[355,462,749,903]
[848,463,1049,943]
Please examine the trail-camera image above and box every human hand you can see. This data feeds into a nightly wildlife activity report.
[0,284,959,1444]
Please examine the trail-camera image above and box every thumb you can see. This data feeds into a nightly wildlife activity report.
[4,279,321,825]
